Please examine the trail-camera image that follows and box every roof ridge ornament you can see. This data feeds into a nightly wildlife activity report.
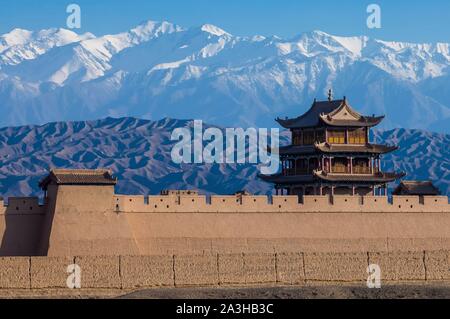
[328,89,333,102]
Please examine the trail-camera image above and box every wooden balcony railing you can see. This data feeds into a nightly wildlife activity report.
[331,166,349,174]
[283,166,379,176]
[353,166,371,174]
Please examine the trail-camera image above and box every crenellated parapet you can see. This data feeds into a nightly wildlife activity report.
[1,176,449,257]
[1,193,448,215]
[113,194,450,214]
[0,197,45,215]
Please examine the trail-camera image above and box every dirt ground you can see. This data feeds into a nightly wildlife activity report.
[119,284,450,299]
[0,283,449,299]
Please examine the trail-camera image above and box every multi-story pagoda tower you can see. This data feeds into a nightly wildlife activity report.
[260,91,405,196]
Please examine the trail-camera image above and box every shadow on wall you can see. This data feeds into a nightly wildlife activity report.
[0,199,47,257]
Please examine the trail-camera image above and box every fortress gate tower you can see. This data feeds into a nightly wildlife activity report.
[260,92,405,196]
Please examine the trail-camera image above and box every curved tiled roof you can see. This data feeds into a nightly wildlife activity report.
[393,181,441,196]
[276,100,344,129]
[276,98,384,129]
[39,169,117,190]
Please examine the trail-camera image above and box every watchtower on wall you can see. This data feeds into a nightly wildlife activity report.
[37,169,138,256]
[260,92,405,196]
[39,169,117,211]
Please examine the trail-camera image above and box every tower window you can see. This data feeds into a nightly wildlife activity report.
[348,128,366,144]
[328,130,345,144]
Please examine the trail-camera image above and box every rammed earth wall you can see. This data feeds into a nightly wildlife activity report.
[0,251,448,289]
[0,185,449,257]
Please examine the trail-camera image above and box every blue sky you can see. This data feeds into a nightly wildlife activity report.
[1,0,449,43]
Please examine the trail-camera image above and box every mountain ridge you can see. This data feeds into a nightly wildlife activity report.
[0,117,447,198]
[0,20,449,132]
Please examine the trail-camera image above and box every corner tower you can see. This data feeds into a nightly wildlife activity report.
[260,95,405,196]
[38,169,139,256]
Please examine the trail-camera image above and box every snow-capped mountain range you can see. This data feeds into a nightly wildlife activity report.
[0,20,449,131]
[0,117,448,198]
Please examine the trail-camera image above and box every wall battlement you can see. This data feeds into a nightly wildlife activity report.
[113,194,450,213]
[1,194,448,215]
[1,185,450,257]
[0,197,45,215]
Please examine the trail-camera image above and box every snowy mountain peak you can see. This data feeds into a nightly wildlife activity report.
[0,27,96,66]
[0,20,449,132]
[0,28,33,52]
[200,24,230,37]
[329,35,367,56]
[35,28,86,45]
[2,28,33,39]
[129,20,183,41]
[292,30,365,56]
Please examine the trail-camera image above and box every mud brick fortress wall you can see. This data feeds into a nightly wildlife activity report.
[0,184,449,257]
[0,251,449,289]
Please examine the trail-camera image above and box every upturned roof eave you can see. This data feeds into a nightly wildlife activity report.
[318,115,385,128]
[275,99,345,129]
[314,171,406,183]
[313,143,398,155]
[276,143,398,156]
